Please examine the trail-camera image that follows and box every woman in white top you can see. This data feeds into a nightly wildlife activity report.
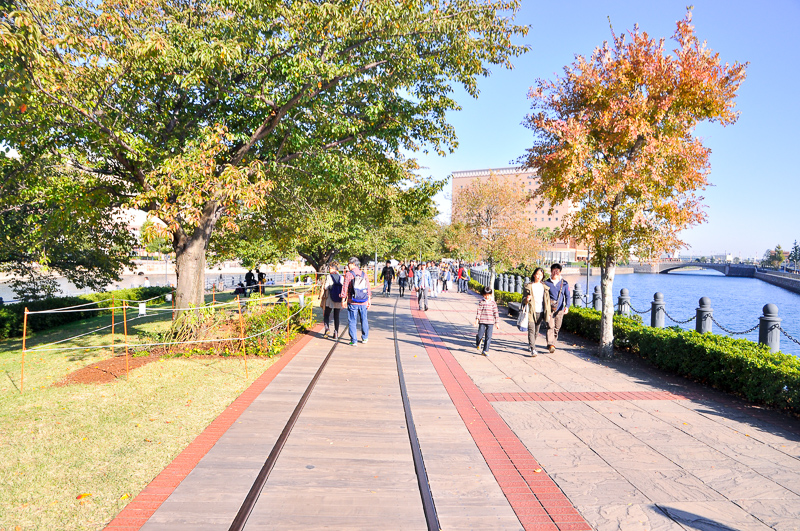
[521,267,552,357]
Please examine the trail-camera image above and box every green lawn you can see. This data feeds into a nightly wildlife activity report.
[0,290,313,530]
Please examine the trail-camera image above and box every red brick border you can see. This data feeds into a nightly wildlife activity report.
[104,324,324,531]
[411,300,591,531]
[487,390,685,402]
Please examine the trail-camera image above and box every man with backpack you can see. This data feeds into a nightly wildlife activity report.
[457,263,470,293]
[342,257,372,346]
[543,263,571,353]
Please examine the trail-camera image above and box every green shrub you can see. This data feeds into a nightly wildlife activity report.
[0,287,173,340]
[244,301,315,356]
[562,307,800,414]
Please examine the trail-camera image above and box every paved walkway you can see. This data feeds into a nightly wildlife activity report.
[109,290,800,531]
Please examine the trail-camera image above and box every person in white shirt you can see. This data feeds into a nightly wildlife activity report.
[143,277,151,288]
[521,268,552,357]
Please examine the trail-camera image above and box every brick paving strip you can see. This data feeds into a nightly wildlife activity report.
[487,391,685,402]
[410,298,592,531]
[104,324,323,531]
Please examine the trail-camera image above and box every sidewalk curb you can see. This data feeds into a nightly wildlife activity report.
[104,323,324,530]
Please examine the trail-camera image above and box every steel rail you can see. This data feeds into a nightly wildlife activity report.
[393,297,441,531]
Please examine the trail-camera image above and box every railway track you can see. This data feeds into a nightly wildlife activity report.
[228,297,440,530]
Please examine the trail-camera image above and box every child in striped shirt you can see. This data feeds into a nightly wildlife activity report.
[475,287,500,356]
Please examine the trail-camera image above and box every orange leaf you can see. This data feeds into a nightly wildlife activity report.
[76,493,91,500]
[19,104,27,112]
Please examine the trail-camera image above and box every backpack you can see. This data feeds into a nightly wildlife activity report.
[349,270,370,303]
[328,273,343,303]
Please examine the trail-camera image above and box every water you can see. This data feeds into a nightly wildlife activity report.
[568,269,800,357]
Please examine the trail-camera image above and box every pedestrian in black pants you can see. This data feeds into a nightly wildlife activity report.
[397,264,408,297]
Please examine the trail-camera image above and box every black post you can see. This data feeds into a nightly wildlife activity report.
[572,283,583,308]
[696,297,712,334]
[758,304,781,353]
[592,286,602,311]
[651,292,665,328]
[617,288,631,316]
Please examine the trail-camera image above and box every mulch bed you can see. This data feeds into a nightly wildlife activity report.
[54,326,317,386]
[54,354,161,386]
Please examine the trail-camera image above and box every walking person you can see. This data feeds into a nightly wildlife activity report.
[457,263,469,293]
[543,263,571,353]
[521,267,552,357]
[428,262,439,298]
[342,257,372,346]
[320,262,344,340]
[475,287,499,356]
[414,262,432,311]
[441,265,451,292]
[380,261,395,296]
[397,264,408,297]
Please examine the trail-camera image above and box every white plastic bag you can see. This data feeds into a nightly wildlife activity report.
[517,304,529,332]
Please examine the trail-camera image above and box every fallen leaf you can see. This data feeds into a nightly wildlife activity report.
[534,468,543,473]
[120,493,130,500]
[76,493,91,500]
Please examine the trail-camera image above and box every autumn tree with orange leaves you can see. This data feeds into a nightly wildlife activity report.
[451,174,546,286]
[520,10,747,357]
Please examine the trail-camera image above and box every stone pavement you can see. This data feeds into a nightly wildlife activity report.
[109,290,800,531]
[421,291,800,530]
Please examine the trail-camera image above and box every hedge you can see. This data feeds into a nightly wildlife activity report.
[467,279,522,307]
[563,307,800,414]
[467,278,800,414]
[0,287,173,340]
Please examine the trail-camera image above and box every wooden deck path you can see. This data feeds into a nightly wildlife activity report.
[109,290,800,531]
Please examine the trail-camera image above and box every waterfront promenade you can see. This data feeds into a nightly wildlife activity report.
[109,290,800,530]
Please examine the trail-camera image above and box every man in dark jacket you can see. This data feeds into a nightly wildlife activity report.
[379,261,395,296]
[543,263,571,352]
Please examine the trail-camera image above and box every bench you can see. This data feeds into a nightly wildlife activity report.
[507,301,521,317]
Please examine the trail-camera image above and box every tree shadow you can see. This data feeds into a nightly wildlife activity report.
[655,505,742,531]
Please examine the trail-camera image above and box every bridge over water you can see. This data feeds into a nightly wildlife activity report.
[632,261,756,277]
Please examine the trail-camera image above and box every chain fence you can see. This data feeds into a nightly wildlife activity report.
[779,325,800,346]
[708,315,760,335]
[663,308,696,324]
[628,303,652,315]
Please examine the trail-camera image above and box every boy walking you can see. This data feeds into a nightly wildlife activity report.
[475,287,499,356]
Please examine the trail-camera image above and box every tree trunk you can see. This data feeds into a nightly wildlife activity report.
[599,255,616,358]
[172,202,222,315]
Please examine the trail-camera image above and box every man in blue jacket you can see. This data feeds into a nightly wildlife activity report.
[543,263,571,353]
[414,263,432,311]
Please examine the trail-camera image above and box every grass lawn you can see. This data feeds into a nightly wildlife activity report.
[0,290,311,530]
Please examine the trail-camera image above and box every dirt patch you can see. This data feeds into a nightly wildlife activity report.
[55,354,161,386]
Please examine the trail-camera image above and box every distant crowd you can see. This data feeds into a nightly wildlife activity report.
[317,258,572,359]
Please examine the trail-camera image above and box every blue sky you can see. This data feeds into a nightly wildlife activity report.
[413,0,800,259]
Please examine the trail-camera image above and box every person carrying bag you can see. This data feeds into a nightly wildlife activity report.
[521,267,552,357]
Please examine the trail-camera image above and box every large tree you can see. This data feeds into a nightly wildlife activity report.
[1,0,527,311]
[521,10,746,357]
[451,173,545,285]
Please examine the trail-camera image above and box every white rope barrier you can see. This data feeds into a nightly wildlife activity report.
[23,305,309,353]
[27,313,151,351]
[25,294,168,314]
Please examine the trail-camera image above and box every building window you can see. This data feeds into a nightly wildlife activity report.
[548,218,551,221]
[555,217,558,220]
